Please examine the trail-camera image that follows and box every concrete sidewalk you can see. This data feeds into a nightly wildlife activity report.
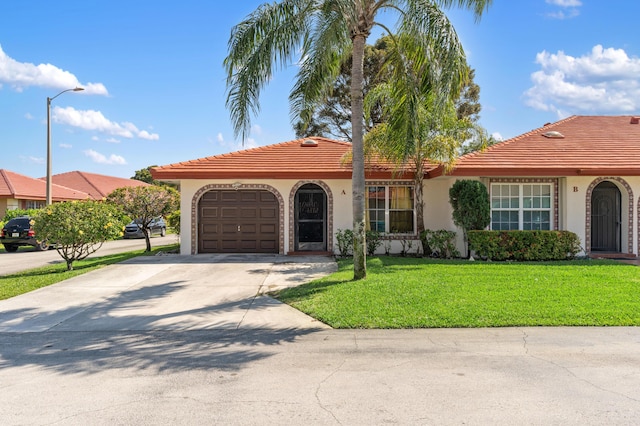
[0,253,336,333]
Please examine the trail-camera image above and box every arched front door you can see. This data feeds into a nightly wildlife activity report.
[591,181,621,252]
[294,184,327,251]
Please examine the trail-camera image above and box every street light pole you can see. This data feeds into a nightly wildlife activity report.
[46,87,84,205]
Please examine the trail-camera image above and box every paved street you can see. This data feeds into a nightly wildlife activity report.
[0,253,639,424]
[0,234,179,276]
[1,327,639,425]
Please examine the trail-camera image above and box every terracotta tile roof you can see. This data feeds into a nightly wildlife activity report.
[47,171,150,200]
[440,116,640,177]
[0,169,89,201]
[151,137,419,180]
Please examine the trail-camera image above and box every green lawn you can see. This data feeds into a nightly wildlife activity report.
[273,256,640,328]
[0,244,179,300]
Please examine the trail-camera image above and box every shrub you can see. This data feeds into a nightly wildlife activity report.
[420,230,460,259]
[335,228,354,257]
[32,200,125,270]
[365,230,382,256]
[468,230,581,261]
[3,208,39,222]
[449,180,490,257]
[167,210,181,235]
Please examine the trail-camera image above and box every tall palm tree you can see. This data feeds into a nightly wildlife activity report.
[224,0,492,279]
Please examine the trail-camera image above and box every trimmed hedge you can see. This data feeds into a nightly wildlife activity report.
[468,230,581,261]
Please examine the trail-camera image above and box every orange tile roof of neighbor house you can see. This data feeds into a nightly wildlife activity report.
[0,169,89,201]
[47,171,150,200]
[151,137,420,180]
[440,115,640,177]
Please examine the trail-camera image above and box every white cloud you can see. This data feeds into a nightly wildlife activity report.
[52,106,160,140]
[59,143,72,149]
[24,112,33,120]
[0,44,108,95]
[545,0,581,19]
[524,45,640,116]
[251,124,262,136]
[491,132,504,141]
[217,132,224,142]
[546,9,579,19]
[83,149,127,165]
[546,0,581,6]
[20,155,45,165]
[105,137,120,144]
[245,138,258,149]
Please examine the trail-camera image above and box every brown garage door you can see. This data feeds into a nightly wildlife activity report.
[198,190,279,253]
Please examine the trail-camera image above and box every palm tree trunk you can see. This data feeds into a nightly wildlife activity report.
[351,33,367,280]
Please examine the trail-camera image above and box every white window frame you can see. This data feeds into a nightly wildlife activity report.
[366,183,417,235]
[490,182,554,231]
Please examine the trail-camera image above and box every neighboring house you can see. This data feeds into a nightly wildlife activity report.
[0,169,89,213]
[433,115,640,258]
[46,171,150,200]
[152,116,640,258]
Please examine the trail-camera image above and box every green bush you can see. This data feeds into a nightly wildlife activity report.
[167,210,181,235]
[335,229,354,257]
[365,230,382,256]
[3,208,39,222]
[420,230,460,259]
[468,230,581,261]
[33,200,125,270]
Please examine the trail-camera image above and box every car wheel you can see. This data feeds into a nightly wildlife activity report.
[4,244,18,253]
[35,240,49,251]
[160,227,166,237]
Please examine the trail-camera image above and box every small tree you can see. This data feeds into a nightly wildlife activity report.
[32,200,124,271]
[449,180,490,258]
[107,185,179,252]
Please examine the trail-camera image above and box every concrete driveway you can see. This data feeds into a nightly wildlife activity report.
[0,253,335,333]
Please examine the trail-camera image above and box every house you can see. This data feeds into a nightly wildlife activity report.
[47,171,150,200]
[0,169,89,212]
[151,116,640,258]
[1,169,151,216]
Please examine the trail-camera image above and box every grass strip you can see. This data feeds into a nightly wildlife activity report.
[0,244,179,300]
[274,256,640,328]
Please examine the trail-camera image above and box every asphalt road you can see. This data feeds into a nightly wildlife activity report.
[0,234,179,276]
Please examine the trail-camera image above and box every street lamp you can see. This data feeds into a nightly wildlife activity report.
[46,87,84,205]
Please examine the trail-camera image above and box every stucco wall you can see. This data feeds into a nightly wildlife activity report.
[178,178,353,255]
[177,175,640,257]
[565,176,640,255]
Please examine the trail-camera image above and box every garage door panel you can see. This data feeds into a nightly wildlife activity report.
[260,208,276,219]
[201,223,219,234]
[221,207,239,218]
[199,190,279,253]
[201,240,220,250]
[241,192,258,202]
[260,224,276,234]
[201,207,218,219]
[239,208,257,218]
[260,192,276,202]
[221,192,240,202]
[240,224,257,234]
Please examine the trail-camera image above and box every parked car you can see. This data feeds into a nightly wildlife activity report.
[1,216,49,252]
[123,217,167,239]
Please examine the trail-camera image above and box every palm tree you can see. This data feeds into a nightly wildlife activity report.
[224,0,492,279]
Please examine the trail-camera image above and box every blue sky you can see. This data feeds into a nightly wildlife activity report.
[2,1,639,179]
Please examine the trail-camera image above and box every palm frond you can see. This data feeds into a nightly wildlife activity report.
[223,0,315,140]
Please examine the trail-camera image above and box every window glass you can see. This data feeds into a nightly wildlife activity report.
[366,185,415,234]
[491,183,552,231]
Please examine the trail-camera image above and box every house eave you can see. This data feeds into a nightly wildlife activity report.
[431,167,640,178]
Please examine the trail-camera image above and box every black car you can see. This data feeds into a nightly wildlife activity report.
[123,217,167,239]
[1,216,49,252]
